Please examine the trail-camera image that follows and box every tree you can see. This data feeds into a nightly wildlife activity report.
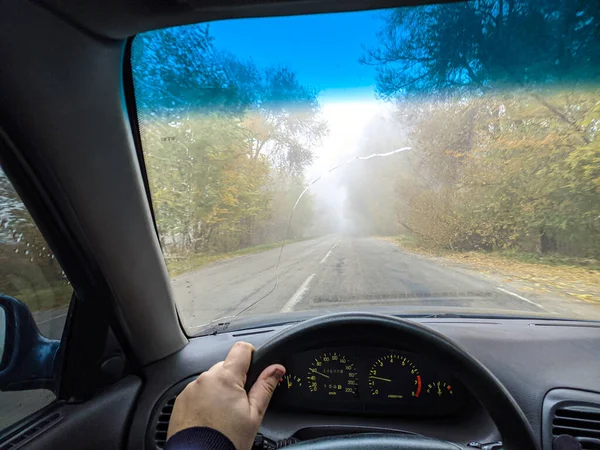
[133,26,327,176]
[387,91,600,256]
[131,24,326,259]
[244,66,328,175]
[362,0,600,99]
[463,90,600,255]
[359,0,600,257]
[132,26,259,116]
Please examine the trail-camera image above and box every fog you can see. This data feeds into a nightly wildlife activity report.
[296,100,412,239]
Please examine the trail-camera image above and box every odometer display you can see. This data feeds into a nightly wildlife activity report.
[368,354,422,399]
[307,352,358,397]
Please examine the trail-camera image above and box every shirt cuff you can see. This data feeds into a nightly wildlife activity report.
[164,427,236,450]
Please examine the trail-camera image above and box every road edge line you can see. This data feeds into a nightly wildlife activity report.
[36,312,68,325]
[496,287,548,311]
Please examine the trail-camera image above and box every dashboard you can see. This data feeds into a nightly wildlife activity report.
[272,347,465,416]
[127,317,600,450]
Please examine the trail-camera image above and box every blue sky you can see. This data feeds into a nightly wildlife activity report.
[209,10,384,102]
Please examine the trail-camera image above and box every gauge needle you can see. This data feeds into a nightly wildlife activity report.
[287,377,292,389]
[309,368,330,379]
[369,376,392,382]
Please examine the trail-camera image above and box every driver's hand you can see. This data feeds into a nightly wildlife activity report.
[167,341,286,450]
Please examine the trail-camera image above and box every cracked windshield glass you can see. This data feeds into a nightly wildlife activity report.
[131,0,600,335]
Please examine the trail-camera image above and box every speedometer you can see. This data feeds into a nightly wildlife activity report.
[306,352,358,397]
[368,354,422,399]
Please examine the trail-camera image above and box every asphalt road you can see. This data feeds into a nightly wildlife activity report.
[173,235,561,332]
[14,234,565,343]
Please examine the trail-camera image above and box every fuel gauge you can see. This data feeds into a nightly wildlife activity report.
[426,381,453,397]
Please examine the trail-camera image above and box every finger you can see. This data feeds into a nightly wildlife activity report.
[203,361,224,374]
[248,364,286,420]
[222,341,254,377]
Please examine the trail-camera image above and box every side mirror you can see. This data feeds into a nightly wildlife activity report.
[0,294,60,391]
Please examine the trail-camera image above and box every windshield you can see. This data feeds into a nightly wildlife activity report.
[131,0,600,335]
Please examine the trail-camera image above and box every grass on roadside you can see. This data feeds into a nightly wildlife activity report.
[4,283,72,312]
[386,235,600,271]
[166,240,301,277]
[382,235,600,303]
[491,249,600,270]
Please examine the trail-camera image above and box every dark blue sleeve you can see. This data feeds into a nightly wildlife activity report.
[164,427,236,450]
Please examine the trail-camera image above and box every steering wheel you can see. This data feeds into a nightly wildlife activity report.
[246,312,538,450]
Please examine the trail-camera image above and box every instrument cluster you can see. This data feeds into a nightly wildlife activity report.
[271,347,466,416]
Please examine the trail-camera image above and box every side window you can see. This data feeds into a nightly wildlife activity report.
[0,165,72,430]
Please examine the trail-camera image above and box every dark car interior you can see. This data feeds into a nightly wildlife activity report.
[1,0,600,449]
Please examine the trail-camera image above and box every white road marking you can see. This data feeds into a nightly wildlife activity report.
[36,312,68,325]
[320,241,339,264]
[496,287,547,311]
[320,250,333,264]
[281,273,315,312]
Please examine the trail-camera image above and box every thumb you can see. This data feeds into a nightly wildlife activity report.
[248,364,285,421]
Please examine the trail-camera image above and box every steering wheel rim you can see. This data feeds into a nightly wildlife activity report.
[286,432,466,449]
[246,312,538,450]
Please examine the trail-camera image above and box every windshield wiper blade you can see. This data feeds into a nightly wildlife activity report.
[194,313,304,337]
[193,316,236,336]
[420,313,469,319]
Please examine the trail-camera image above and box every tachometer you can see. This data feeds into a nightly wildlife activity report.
[368,354,422,399]
[306,352,358,397]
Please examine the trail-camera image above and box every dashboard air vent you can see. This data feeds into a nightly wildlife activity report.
[154,395,176,449]
[552,405,600,449]
[148,376,198,450]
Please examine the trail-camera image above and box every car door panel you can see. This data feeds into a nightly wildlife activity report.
[4,376,142,450]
